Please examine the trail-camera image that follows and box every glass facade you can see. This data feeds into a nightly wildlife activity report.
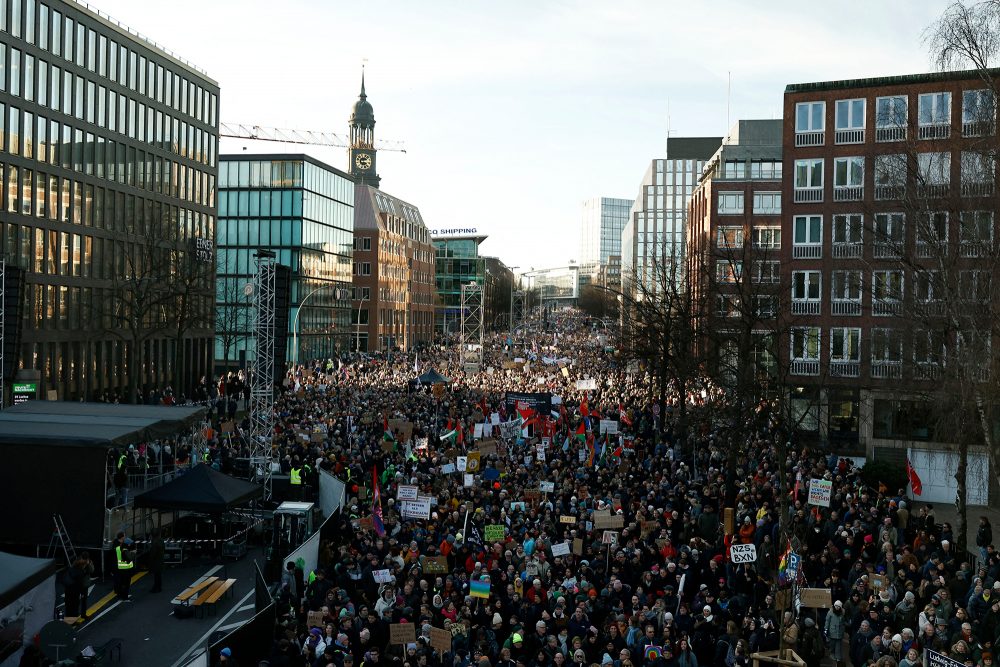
[580,196,630,266]
[434,236,485,335]
[0,0,219,400]
[216,156,354,366]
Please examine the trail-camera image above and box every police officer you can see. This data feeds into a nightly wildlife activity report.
[113,531,134,601]
[290,457,303,499]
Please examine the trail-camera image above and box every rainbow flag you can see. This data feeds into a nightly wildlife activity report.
[470,578,490,599]
[644,646,663,661]
[777,540,791,585]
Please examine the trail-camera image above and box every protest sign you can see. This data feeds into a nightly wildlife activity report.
[478,440,497,456]
[307,610,325,629]
[540,481,555,493]
[491,413,500,425]
[441,463,456,474]
[396,485,418,501]
[484,524,506,542]
[799,588,833,608]
[429,627,452,653]
[560,515,576,524]
[390,623,415,645]
[551,542,571,557]
[602,531,618,545]
[927,650,966,667]
[575,379,597,390]
[388,419,414,441]
[457,457,467,472]
[372,569,393,584]
[400,498,432,520]
[466,452,481,472]
[808,479,833,507]
[573,538,584,555]
[423,556,449,574]
[729,544,758,564]
[463,474,474,487]
[599,419,619,434]
[474,424,484,439]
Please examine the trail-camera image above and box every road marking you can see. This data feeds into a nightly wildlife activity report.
[216,621,245,633]
[76,572,146,625]
[169,588,254,667]
[236,603,255,612]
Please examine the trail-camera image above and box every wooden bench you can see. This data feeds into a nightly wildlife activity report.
[199,578,237,616]
[174,576,218,604]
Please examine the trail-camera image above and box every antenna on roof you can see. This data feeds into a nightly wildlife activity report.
[665,98,671,159]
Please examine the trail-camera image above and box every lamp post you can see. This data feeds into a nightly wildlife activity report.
[507,266,520,333]
[292,282,343,366]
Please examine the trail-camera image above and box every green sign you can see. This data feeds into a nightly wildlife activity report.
[12,383,36,393]
[484,524,505,542]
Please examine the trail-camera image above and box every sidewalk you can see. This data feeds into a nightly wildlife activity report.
[919,501,1000,556]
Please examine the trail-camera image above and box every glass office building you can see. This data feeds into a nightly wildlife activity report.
[433,233,486,335]
[580,196,630,266]
[0,0,219,401]
[216,155,354,367]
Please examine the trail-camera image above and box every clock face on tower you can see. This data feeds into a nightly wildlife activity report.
[355,153,372,171]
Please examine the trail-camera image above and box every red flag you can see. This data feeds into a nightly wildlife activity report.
[580,399,589,418]
[457,422,464,445]
[619,404,633,427]
[906,458,923,496]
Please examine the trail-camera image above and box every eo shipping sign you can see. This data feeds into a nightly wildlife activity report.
[12,382,37,404]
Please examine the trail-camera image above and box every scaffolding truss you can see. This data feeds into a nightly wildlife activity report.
[460,282,484,372]
[246,252,277,499]
[510,289,526,332]
[0,260,5,409]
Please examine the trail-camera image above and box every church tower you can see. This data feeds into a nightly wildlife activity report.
[349,71,381,188]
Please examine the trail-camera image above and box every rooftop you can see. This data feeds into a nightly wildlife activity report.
[785,68,998,94]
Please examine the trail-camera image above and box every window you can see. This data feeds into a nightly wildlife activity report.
[832,214,862,245]
[353,262,371,276]
[793,159,823,202]
[918,92,951,138]
[831,270,862,301]
[914,330,946,367]
[715,294,740,317]
[715,260,742,284]
[721,160,745,179]
[753,295,778,319]
[753,260,780,284]
[959,270,991,303]
[792,270,821,301]
[961,151,995,195]
[351,309,369,325]
[959,210,993,256]
[750,160,782,179]
[833,156,864,199]
[917,211,948,256]
[962,89,995,136]
[830,328,861,362]
[792,215,822,257]
[871,328,903,371]
[835,98,865,143]
[795,101,825,132]
[717,192,744,214]
[873,270,904,315]
[914,270,941,304]
[752,191,780,214]
[752,226,781,249]
[917,152,951,192]
[873,153,906,199]
[716,226,744,247]
[875,95,908,141]
[791,327,821,362]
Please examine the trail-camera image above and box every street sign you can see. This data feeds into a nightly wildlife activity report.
[787,552,801,578]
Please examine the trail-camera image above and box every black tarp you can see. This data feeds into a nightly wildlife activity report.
[0,402,206,446]
[0,552,59,608]
[133,465,263,513]
[413,369,450,384]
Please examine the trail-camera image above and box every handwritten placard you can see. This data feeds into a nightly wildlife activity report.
[429,626,452,653]
[423,556,449,574]
[560,515,576,524]
[551,542,571,557]
[390,623,415,645]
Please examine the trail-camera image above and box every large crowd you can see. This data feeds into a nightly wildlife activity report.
[206,311,997,667]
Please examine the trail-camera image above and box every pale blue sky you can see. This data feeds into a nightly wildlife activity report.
[90,0,949,270]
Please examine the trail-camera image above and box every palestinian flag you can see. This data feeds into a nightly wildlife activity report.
[382,415,395,441]
[574,422,587,442]
[371,467,386,538]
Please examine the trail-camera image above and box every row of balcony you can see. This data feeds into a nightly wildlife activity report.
[790,358,985,381]
[792,182,994,204]
[792,240,992,260]
[794,121,992,148]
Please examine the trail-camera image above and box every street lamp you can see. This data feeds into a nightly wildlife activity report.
[507,266,520,334]
[292,283,346,366]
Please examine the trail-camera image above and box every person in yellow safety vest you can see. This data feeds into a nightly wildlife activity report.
[290,466,303,485]
[113,531,134,602]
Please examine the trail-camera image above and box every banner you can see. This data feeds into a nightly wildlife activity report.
[729,543,757,564]
[504,392,553,418]
[599,419,619,434]
[400,498,432,519]
[498,419,521,441]
[575,379,597,390]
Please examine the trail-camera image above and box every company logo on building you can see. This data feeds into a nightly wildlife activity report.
[430,228,478,236]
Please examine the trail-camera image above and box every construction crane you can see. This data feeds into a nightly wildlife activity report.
[219,123,407,153]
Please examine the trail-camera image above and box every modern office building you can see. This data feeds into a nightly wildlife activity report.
[351,185,435,352]
[782,69,996,502]
[580,196,630,282]
[529,265,581,306]
[620,137,721,296]
[0,0,219,401]
[686,120,783,381]
[216,155,355,367]
[432,230,513,335]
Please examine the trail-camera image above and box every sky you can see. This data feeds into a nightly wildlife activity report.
[89,0,949,271]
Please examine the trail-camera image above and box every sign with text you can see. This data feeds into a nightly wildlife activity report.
[808,478,833,507]
[927,650,966,667]
[390,623,415,645]
[551,542,571,557]
[575,379,597,390]
[400,498,432,519]
[422,556,449,574]
[485,524,506,542]
[396,485,419,501]
[372,569,393,584]
[429,626,452,653]
[560,515,576,524]
[799,587,833,608]
[540,481,555,493]
[599,419,619,434]
[729,543,758,564]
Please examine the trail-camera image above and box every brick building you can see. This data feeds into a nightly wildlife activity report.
[687,120,783,383]
[781,69,996,502]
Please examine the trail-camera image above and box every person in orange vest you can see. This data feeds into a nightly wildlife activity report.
[738,515,756,544]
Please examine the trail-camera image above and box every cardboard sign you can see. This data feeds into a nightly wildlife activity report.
[551,542,571,557]
[221,421,235,433]
[381,440,395,454]
[423,556,449,574]
[485,524,506,542]
[390,623,415,645]
[540,481,555,493]
[478,440,497,456]
[560,515,576,524]
[523,489,541,501]
[871,573,887,590]
[429,626,452,653]
[594,511,623,530]
[724,508,735,535]
[641,521,659,538]
[799,587,833,608]
[808,478,833,507]
[729,543,758,564]
[573,538,584,555]
[306,610,326,629]
[397,485,419,501]
[776,589,792,610]
[373,569,393,584]
[311,432,325,443]
[602,530,618,545]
